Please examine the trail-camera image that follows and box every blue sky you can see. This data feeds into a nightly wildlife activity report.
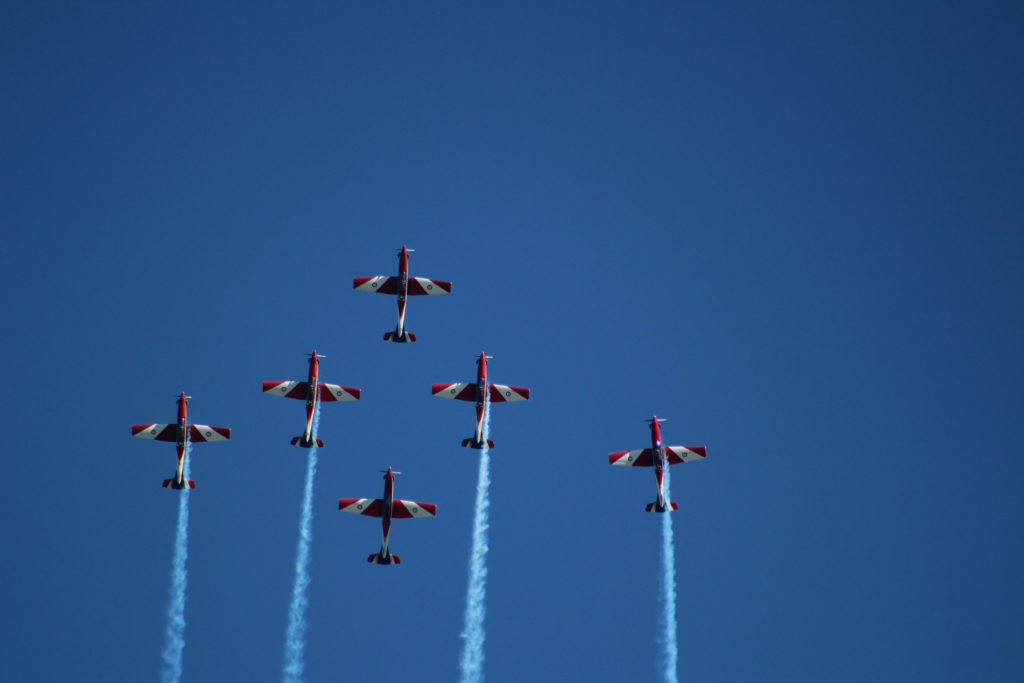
[3,2,1023,681]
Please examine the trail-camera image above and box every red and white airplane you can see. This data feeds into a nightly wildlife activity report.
[431,352,530,449]
[131,393,231,489]
[262,350,361,448]
[353,245,452,343]
[608,416,706,512]
[338,467,437,565]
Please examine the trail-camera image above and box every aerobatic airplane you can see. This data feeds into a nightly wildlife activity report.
[262,350,361,447]
[353,245,452,342]
[608,416,706,512]
[338,467,437,565]
[131,393,231,489]
[431,352,530,449]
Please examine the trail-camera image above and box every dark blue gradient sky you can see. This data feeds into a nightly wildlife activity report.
[3,2,1022,681]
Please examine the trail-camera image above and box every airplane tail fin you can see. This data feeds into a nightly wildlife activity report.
[368,551,401,565]
[384,330,416,343]
[290,436,325,448]
[163,478,196,490]
[462,437,495,449]
[645,501,678,513]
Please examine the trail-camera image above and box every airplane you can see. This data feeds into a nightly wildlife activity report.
[338,467,437,565]
[353,245,452,342]
[262,350,361,448]
[431,352,530,449]
[131,393,231,489]
[608,416,706,512]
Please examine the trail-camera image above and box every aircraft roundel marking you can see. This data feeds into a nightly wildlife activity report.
[411,506,418,512]
[426,283,432,290]
[205,431,212,437]
[371,282,378,288]
[505,391,511,397]
[150,429,156,435]
[450,388,456,394]
[335,390,342,397]
[357,503,363,510]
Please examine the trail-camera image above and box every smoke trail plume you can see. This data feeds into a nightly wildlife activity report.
[161,444,192,683]
[459,398,491,683]
[660,466,679,683]
[282,404,322,683]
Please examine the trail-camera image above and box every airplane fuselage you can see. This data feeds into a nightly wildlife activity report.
[395,247,410,334]
[651,417,667,510]
[302,353,321,444]
[380,469,396,559]
[174,393,189,487]
[474,354,488,442]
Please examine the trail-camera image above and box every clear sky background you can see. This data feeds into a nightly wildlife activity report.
[3,2,1023,682]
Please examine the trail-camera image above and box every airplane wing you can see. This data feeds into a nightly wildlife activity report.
[319,383,361,402]
[263,380,308,399]
[189,425,231,442]
[432,383,477,401]
[665,446,707,464]
[131,424,177,442]
[407,277,452,295]
[353,276,398,294]
[338,498,384,516]
[608,449,654,466]
[488,384,530,402]
[392,499,438,518]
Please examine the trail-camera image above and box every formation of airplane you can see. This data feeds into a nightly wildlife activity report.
[338,467,437,565]
[262,350,361,447]
[608,416,706,512]
[131,393,231,489]
[432,352,530,449]
[353,245,452,343]
[131,248,709,568]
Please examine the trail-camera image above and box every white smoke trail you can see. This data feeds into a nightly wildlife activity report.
[161,443,192,683]
[282,404,322,683]
[660,466,679,683]
[459,397,491,683]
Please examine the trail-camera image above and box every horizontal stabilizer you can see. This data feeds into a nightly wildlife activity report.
[163,478,196,490]
[462,437,495,449]
[645,501,678,513]
[383,330,416,343]
[368,552,401,565]
[291,436,324,448]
